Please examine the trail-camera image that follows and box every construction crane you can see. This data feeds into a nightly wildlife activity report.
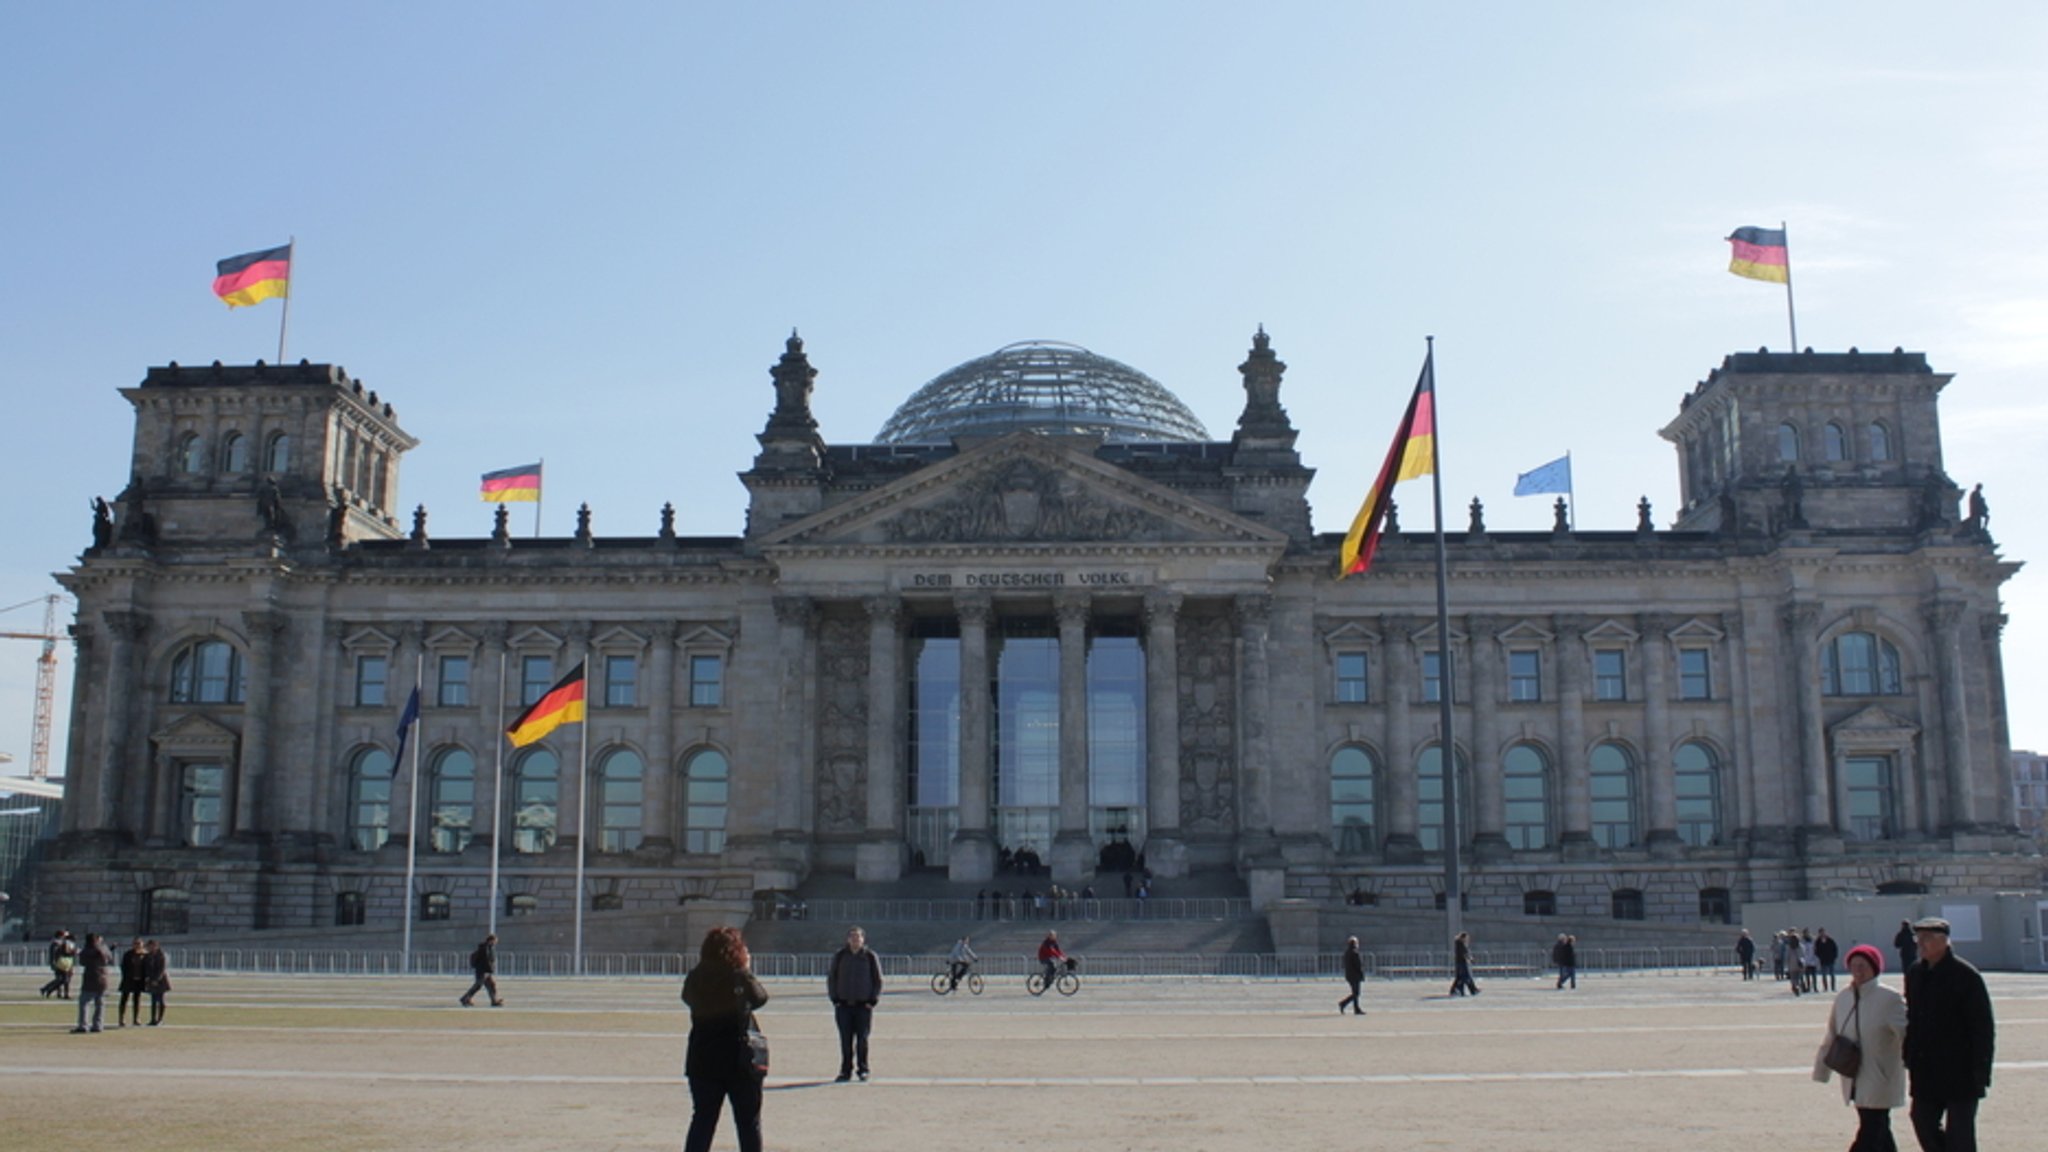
[0,594,65,784]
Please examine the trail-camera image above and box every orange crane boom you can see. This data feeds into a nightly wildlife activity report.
[0,593,64,782]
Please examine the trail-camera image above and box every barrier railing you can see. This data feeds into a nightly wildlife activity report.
[755,896,1253,923]
[1,944,1738,980]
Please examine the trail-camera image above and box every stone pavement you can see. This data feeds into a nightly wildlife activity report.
[1,967,2041,1150]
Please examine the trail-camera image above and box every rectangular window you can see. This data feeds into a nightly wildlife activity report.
[1678,648,1712,700]
[1844,755,1894,841]
[1507,651,1542,702]
[182,763,225,848]
[1334,652,1369,703]
[1422,651,1455,704]
[604,654,638,708]
[521,655,553,705]
[437,655,470,707]
[1594,649,1627,701]
[689,654,723,708]
[354,654,388,707]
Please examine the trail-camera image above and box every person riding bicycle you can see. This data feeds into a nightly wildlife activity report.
[947,935,978,991]
[1037,931,1067,989]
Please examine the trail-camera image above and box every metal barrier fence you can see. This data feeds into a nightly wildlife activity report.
[1,944,1737,981]
[754,896,1254,922]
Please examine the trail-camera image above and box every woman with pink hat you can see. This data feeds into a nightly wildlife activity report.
[1814,943,1906,1151]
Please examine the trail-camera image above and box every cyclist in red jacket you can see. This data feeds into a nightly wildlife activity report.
[1037,931,1067,988]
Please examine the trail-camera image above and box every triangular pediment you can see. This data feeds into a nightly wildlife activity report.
[152,713,240,751]
[759,433,1286,551]
[1831,704,1918,736]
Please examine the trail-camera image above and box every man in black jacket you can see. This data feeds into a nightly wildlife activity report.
[1903,917,1995,1152]
[827,926,883,1082]
[460,933,503,1007]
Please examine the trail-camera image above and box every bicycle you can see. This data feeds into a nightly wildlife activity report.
[930,967,985,996]
[1026,957,1080,997]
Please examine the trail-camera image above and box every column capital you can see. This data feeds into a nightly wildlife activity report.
[563,620,593,647]
[772,595,814,628]
[1143,589,1184,630]
[1979,611,2008,644]
[650,618,684,645]
[863,594,902,625]
[480,620,510,647]
[1055,590,1090,629]
[1921,598,1967,634]
[1635,613,1675,643]
[1233,592,1271,630]
[953,590,993,626]
[242,608,288,639]
[1464,613,1504,639]
[102,608,149,642]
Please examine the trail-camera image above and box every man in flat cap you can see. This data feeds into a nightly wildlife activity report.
[1902,916,1995,1152]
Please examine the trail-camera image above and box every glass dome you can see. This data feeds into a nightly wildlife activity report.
[874,341,1210,445]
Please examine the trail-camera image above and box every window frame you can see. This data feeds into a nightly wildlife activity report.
[437,654,471,707]
[1822,631,1903,697]
[347,746,393,852]
[1333,651,1369,704]
[354,653,389,708]
[594,748,645,853]
[688,654,724,708]
[1677,647,1713,700]
[426,747,476,854]
[1776,422,1800,463]
[1593,648,1627,702]
[1506,649,1542,703]
[170,639,247,704]
[683,747,730,855]
[603,653,638,708]
[1588,743,1638,849]
[221,431,250,473]
[519,654,554,705]
[180,762,226,847]
[1329,745,1377,855]
[509,747,559,855]
[1501,743,1551,850]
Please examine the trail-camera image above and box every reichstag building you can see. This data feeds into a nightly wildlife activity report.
[37,331,2032,935]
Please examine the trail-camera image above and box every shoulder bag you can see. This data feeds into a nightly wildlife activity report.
[1822,987,1863,1079]
[736,980,769,1077]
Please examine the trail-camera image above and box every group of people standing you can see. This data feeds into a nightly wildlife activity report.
[41,931,170,1032]
[1759,926,1841,993]
[1812,917,1995,1152]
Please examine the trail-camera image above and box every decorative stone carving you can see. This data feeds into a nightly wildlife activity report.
[814,615,868,833]
[1176,612,1237,834]
[883,459,1168,543]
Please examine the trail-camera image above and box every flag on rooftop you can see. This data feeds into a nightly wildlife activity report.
[213,243,292,307]
[507,662,586,748]
[1513,455,1572,497]
[1727,226,1789,284]
[480,463,543,503]
[1338,350,1436,579]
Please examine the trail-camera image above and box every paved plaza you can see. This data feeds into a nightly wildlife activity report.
[2,967,2042,1150]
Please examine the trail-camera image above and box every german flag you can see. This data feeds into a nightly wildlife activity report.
[507,661,585,748]
[1727,226,1789,284]
[480,463,543,503]
[1338,350,1436,579]
[213,243,292,308]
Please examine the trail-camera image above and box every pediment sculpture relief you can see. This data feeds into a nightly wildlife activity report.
[883,460,1168,544]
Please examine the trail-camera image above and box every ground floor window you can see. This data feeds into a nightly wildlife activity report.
[142,887,191,935]
[1523,890,1557,917]
[334,890,366,926]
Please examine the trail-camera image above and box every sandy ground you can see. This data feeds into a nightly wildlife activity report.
[2,967,2041,1151]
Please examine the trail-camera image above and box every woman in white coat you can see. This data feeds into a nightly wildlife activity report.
[1816,943,1908,1152]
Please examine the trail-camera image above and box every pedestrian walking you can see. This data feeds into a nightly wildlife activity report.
[460,933,504,1007]
[1449,931,1480,997]
[681,926,768,1152]
[70,932,112,1033]
[1553,934,1578,989]
[142,939,171,1026]
[1337,936,1366,1015]
[116,937,148,1027]
[1787,931,1808,996]
[827,926,883,1082]
[1903,917,1995,1152]
[39,930,76,999]
[1815,928,1840,993]
[1800,930,1820,994]
[1893,920,1918,976]
[1772,930,1789,982]
[1736,929,1757,980]
[1813,944,1907,1152]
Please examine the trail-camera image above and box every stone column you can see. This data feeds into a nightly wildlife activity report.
[949,592,996,881]
[1051,591,1095,881]
[306,620,347,846]
[1467,616,1508,861]
[1555,619,1595,859]
[640,621,678,854]
[1381,617,1420,862]
[771,598,814,844]
[1925,599,1977,832]
[1640,615,1681,856]
[1981,612,2016,829]
[233,608,286,840]
[1142,590,1187,877]
[856,596,906,880]
[1783,602,1833,846]
[94,610,147,842]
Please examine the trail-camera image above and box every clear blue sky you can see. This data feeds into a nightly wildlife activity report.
[4,3,2046,771]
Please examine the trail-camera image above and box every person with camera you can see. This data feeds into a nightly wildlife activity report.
[681,926,769,1152]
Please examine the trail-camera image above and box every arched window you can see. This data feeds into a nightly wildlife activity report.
[596,748,645,853]
[371,450,389,510]
[1867,423,1891,462]
[1417,744,1471,852]
[348,746,393,851]
[221,432,250,473]
[1823,422,1848,462]
[1502,744,1551,849]
[510,748,558,854]
[142,887,192,935]
[1523,890,1557,917]
[179,432,206,474]
[1611,888,1646,920]
[427,748,474,853]
[683,748,729,855]
[169,639,246,704]
[1330,746,1377,854]
[1822,632,1903,696]
[1776,423,1800,463]
[1589,743,1637,848]
[1674,741,1721,846]
[265,432,291,473]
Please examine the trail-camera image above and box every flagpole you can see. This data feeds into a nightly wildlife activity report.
[489,650,506,937]
[534,459,545,539]
[573,650,589,976]
[401,653,423,975]
[1423,337,1463,949]
[1566,450,1576,532]
[1781,221,1799,352]
[277,237,294,363]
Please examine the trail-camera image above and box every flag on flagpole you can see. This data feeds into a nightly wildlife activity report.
[506,662,586,747]
[1339,351,1436,578]
[1513,455,1572,497]
[1726,226,1789,283]
[480,463,543,503]
[391,686,421,775]
[213,243,293,307]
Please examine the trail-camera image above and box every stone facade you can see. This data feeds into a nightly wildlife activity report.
[34,338,2037,938]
